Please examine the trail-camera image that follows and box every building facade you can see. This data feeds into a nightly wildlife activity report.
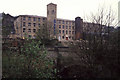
[14,3,77,41]
[13,3,108,41]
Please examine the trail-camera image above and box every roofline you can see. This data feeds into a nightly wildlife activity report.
[18,15,47,18]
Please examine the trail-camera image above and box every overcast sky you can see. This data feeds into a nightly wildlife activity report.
[0,0,119,21]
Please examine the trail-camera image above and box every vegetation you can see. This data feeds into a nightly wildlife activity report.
[2,39,57,78]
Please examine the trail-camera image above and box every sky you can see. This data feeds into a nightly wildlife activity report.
[0,0,119,21]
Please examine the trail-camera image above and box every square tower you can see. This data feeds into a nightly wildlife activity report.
[47,3,57,38]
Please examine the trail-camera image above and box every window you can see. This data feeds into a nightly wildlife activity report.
[63,30,64,34]
[28,17,31,21]
[66,26,68,29]
[43,24,44,26]
[69,31,71,34]
[62,36,64,39]
[43,18,45,21]
[28,23,31,26]
[33,17,36,21]
[23,22,26,26]
[72,26,74,29]
[69,36,71,39]
[62,25,64,29]
[28,29,31,32]
[38,18,40,22]
[66,30,68,34]
[33,29,36,33]
[59,20,61,24]
[63,20,64,24]
[59,25,61,29]
[38,23,40,27]
[59,30,61,34]
[72,31,74,34]
[33,23,36,27]
[66,21,68,24]
[69,22,71,24]
[54,19,56,23]
[23,28,26,32]
[23,16,26,20]
[69,26,71,29]
[52,10,54,14]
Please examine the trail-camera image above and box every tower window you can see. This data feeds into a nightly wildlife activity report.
[52,10,54,14]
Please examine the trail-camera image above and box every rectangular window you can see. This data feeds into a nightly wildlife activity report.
[66,26,68,29]
[28,23,31,26]
[59,25,61,29]
[69,36,71,39]
[59,30,61,34]
[69,26,71,29]
[43,18,45,21]
[23,16,26,20]
[66,21,68,24]
[38,23,40,27]
[59,20,61,24]
[63,20,64,24]
[33,23,36,27]
[33,29,36,33]
[33,17,36,21]
[54,19,56,23]
[69,31,71,34]
[38,18,40,22]
[72,31,74,34]
[28,17,31,21]
[69,22,71,24]
[63,30,64,34]
[23,28,26,32]
[62,25,64,29]
[72,26,74,29]
[23,22,26,26]
[28,29,31,32]
[62,36,64,39]
[66,30,68,34]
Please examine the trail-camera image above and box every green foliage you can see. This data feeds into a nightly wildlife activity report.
[2,39,57,78]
